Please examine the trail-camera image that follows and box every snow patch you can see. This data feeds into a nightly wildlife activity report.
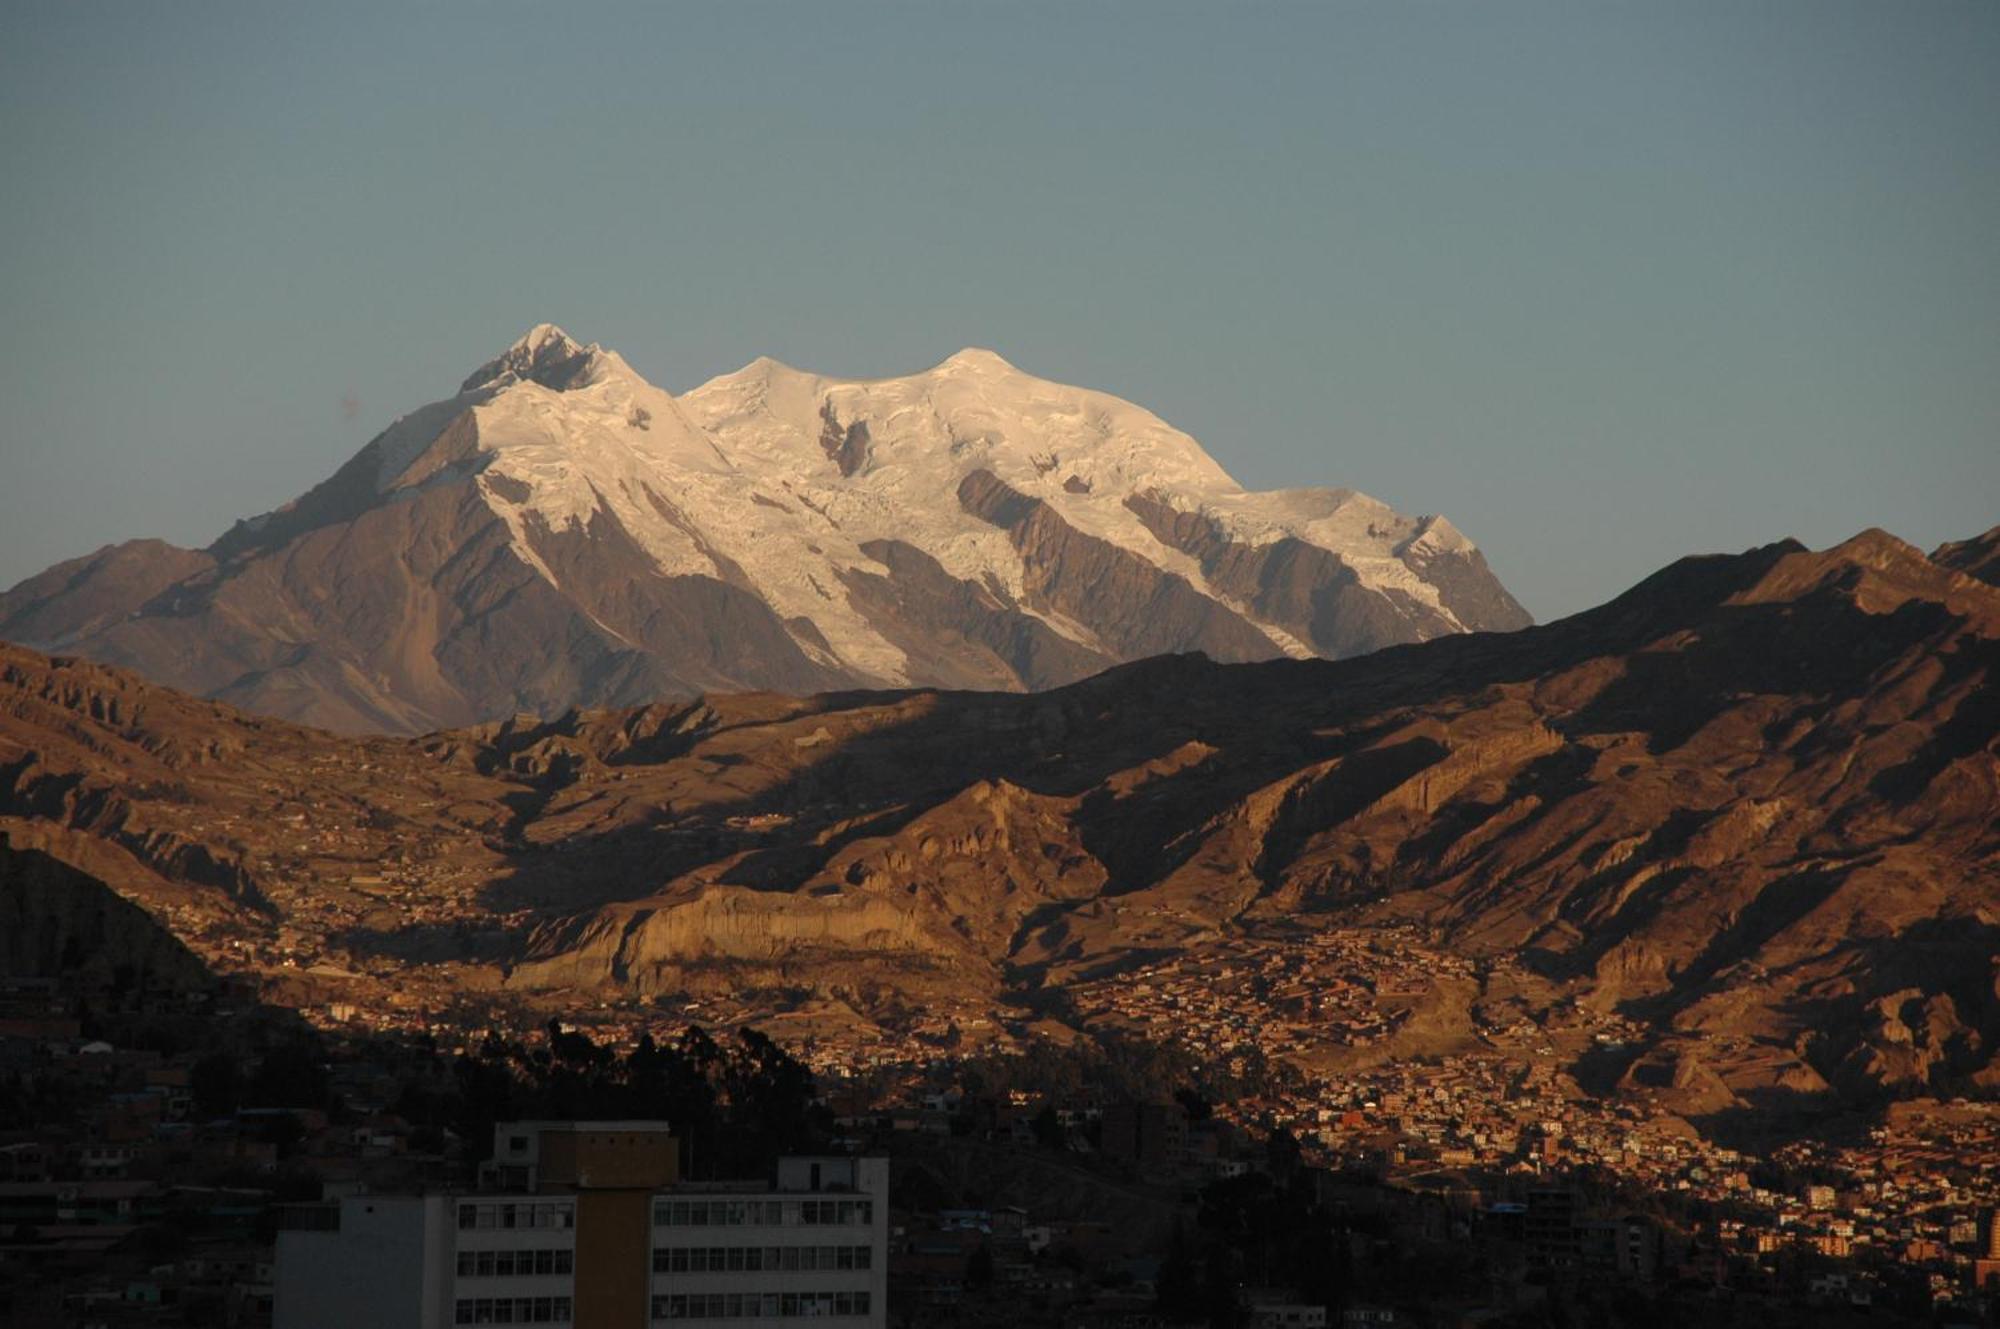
[314,325,1503,682]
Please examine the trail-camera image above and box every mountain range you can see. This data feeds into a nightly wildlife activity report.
[3,524,1994,1114]
[0,326,1528,734]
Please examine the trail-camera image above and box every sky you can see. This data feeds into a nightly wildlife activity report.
[1,2,1995,622]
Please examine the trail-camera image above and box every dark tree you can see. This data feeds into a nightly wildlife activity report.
[191,1052,243,1118]
[966,1241,995,1289]
[1031,1104,1065,1151]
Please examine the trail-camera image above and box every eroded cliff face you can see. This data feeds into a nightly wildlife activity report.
[0,529,1995,1108]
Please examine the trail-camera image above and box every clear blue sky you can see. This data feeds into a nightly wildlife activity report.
[3,2,1995,621]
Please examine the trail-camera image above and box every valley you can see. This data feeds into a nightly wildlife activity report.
[3,524,1994,1128]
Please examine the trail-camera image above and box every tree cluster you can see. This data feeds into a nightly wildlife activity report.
[396,1021,832,1181]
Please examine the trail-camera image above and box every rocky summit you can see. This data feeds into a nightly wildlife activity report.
[0,326,1527,736]
[2,525,1994,1116]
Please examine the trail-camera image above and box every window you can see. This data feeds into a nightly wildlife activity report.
[657,1198,801,1229]
[454,1251,574,1284]
[454,1297,571,1325]
[646,1285,871,1319]
[650,1241,871,1276]
[457,1201,573,1230]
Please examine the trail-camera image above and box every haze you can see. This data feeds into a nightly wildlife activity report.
[1,1,1995,620]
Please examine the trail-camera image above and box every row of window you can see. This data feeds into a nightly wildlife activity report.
[456,1249,574,1278]
[652,1244,873,1274]
[652,1291,872,1320]
[452,1296,573,1324]
[458,1203,576,1231]
[653,1199,873,1228]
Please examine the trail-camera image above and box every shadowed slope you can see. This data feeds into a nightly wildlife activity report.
[0,528,1993,1107]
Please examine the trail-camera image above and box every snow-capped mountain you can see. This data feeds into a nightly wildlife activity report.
[0,325,1531,733]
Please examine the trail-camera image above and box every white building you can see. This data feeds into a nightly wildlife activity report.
[274,1122,886,1329]
[649,1157,887,1323]
[276,1190,575,1328]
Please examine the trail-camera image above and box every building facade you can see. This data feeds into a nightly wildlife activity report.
[649,1157,886,1324]
[274,1122,887,1329]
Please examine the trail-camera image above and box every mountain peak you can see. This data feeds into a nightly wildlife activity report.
[6,326,1538,736]
[512,324,584,356]
[933,347,1017,375]
[733,353,811,384]
[460,323,602,394]
[1728,527,1997,622]
[1932,524,2000,588]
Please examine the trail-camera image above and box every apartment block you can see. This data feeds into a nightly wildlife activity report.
[274,1122,887,1329]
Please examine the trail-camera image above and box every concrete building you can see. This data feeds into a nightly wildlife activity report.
[1976,1206,2000,1292]
[1524,1188,1580,1274]
[1579,1215,1659,1281]
[1100,1102,1188,1174]
[275,1121,887,1328]
[650,1156,886,1324]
